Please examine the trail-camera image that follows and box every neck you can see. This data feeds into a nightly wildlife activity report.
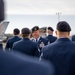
[56,31,70,39]
[48,34,52,35]
[14,35,18,36]
[23,36,29,39]
[57,35,70,39]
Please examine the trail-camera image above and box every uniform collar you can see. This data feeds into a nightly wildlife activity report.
[56,38,70,42]
[23,38,30,40]
[33,37,41,42]
[14,35,19,38]
[48,35,52,36]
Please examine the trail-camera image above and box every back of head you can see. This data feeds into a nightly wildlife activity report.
[13,28,20,35]
[57,21,71,32]
[21,28,30,38]
[48,27,54,35]
[56,21,71,38]
[0,0,4,22]
[48,27,54,32]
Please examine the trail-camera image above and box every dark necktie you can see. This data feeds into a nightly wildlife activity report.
[36,39,38,42]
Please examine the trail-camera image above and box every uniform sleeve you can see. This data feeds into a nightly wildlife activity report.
[5,39,10,50]
[12,42,16,51]
[33,43,40,57]
[71,53,75,75]
[45,39,49,45]
[41,47,49,60]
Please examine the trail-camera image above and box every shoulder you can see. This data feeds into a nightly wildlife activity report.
[7,37,13,42]
[53,36,57,38]
[30,40,37,46]
[0,51,54,75]
[71,35,75,41]
[69,41,75,50]
[43,40,75,53]
[40,37,48,42]
[71,35,75,38]
[13,39,22,46]
[45,36,49,39]
[16,36,22,39]
[42,41,58,54]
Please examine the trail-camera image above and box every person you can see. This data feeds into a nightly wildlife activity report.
[0,0,4,50]
[42,21,75,75]
[31,26,48,52]
[71,35,75,42]
[46,27,57,44]
[0,0,4,22]
[0,50,54,75]
[5,28,21,50]
[13,28,39,57]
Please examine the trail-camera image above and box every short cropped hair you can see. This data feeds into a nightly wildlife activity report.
[21,28,30,38]
[13,28,20,35]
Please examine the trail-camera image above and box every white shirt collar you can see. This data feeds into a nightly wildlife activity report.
[33,37,40,42]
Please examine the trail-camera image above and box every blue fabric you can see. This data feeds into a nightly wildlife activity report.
[32,37,48,50]
[71,35,75,41]
[45,35,57,43]
[13,38,39,57]
[37,37,48,50]
[0,51,54,75]
[5,36,21,49]
[0,44,3,50]
[42,38,75,75]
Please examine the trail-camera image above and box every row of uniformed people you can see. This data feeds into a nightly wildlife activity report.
[4,26,57,57]
[0,1,54,75]
[0,1,75,75]
[4,21,75,75]
[1,25,75,56]
[2,20,75,75]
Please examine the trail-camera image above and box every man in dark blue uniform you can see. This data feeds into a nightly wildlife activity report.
[5,28,21,50]
[31,26,48,52]
[0,0,4,22]
[0,0,4,50]
[42,21,75,75]
[71,35,75,42]
[46,27,57,44]
[0,50,54,75]
[13,28,39,57]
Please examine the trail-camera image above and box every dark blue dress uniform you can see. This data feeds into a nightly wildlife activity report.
[31,26,48,56]
[42,38,75,75]
[0,51,54,75]
[42,21,75,75]
[0,0,4,50]
[0,43,3,50]
[5,36,21,50]
[32,37,48,51]
[37,37,48,50]
[46,35,57,43]
[46,27,57,43]
[13,38,39,57]
[71,35,75,42]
